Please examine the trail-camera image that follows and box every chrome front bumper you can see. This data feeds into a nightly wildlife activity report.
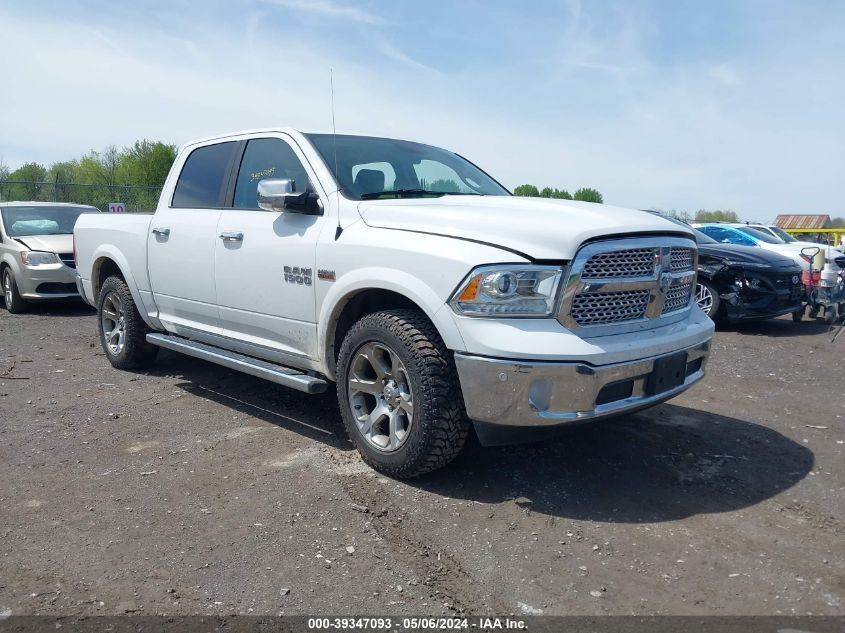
[454,341,710,427]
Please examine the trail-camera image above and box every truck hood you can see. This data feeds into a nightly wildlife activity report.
[15,234,74,254]
[357,196,692,260]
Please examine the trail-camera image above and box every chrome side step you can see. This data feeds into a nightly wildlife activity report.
[146,333,328,394]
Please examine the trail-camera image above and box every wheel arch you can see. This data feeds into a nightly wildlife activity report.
[89,250,156,329]
[92,256,125,300]
[320,277,464,381]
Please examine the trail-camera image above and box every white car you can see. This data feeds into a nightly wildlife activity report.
[0,202,99,313]
[730,223,844,259]
[74,128,713,477]
[693,223,844,271]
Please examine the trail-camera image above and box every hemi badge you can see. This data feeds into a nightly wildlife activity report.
[318,269,336,281]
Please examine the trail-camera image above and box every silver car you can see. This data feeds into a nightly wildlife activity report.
[0,201,99,313]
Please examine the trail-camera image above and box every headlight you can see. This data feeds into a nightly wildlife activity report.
[450,265,562,317]
[20,251,59,266]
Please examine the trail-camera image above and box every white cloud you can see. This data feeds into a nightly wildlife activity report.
[375,40,441,75]
[708,64,743,87]
[0,2,842,221]
[258,0,383,24]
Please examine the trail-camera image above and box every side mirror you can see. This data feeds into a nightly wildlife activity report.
[257,178,322,215]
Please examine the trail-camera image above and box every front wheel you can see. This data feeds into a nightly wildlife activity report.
[2,268,29,314]
[695,280,721,322]
[97,276,159,370]
[336,309,471,478]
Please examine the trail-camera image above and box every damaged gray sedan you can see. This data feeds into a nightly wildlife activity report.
[0,202,99,313]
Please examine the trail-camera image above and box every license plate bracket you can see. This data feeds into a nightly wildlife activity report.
[645,352,688,395]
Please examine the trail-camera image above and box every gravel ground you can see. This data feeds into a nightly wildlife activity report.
[1,303,843,617]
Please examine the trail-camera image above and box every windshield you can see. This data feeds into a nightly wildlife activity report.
[0,206,97,237]
[306,134,510,200]
[768,226,797,243]
[693,229,718,244]
[734,226,783,244]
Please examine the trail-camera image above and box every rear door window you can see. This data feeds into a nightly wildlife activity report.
[233,138,313,210]
[172,141,238,208]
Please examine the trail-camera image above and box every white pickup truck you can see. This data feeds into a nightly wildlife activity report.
[74,129,714,477]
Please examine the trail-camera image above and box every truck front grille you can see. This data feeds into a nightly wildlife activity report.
[662,282,693,314]
[558,236,698,337]
[669,248,694,272]
[571,289,651,325]
[582,248,656,278]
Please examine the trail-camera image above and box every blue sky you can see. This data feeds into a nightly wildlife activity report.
[1,0,843,220]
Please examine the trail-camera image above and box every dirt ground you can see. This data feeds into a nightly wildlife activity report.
[1,303,843,617]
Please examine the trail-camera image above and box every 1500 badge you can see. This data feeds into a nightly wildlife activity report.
[284,266,312,286]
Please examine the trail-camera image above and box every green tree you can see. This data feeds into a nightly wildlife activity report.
[0,157,9,182]
[513,184,540,197]
[118,140,177,187]
[694,209,738,223]
[46,160,81,203]
[540,187,572,199]
[573,187,603,203]
[830,217,845,228]
[7,162,48,200]
[425,178,461,193]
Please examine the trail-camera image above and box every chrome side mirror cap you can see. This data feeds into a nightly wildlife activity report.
[257,179,323,215]
[257,178,296,212]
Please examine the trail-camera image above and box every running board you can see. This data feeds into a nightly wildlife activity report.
[145,333,328,394]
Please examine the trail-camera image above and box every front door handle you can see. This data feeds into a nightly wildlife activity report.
[219,231,244,242]
[152,227,170,237]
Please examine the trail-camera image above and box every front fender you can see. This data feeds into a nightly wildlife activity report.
[316,267,466,379]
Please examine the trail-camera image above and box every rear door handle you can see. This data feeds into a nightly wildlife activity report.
[219,231,244,242]
[151,227,170,237]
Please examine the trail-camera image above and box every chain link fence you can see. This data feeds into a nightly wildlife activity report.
[0,181,162,212]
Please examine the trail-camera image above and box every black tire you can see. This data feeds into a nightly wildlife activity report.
[2,267,29,314]
[792,307,804,322]
[696,280,722,322]
[336,309,471,478]
[97,276,159,370]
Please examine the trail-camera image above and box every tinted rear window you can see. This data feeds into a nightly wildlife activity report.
[172,142,237,208]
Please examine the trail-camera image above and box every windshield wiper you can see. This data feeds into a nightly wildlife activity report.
[361,189,442,200]
[360,189,483,200]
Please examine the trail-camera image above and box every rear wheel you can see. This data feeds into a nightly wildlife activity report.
[2,268,28,314]
[97,276,159,370]
[336,309,471,478]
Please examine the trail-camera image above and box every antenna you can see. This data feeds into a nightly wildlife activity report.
[331,69,343,240]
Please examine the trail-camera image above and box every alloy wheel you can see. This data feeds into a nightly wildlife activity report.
[2,271,11,307]
[695,282,714,315]
[347,341,414,452]
[101,291,127,356]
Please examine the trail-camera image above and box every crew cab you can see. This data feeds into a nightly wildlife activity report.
[74,129,714,477]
